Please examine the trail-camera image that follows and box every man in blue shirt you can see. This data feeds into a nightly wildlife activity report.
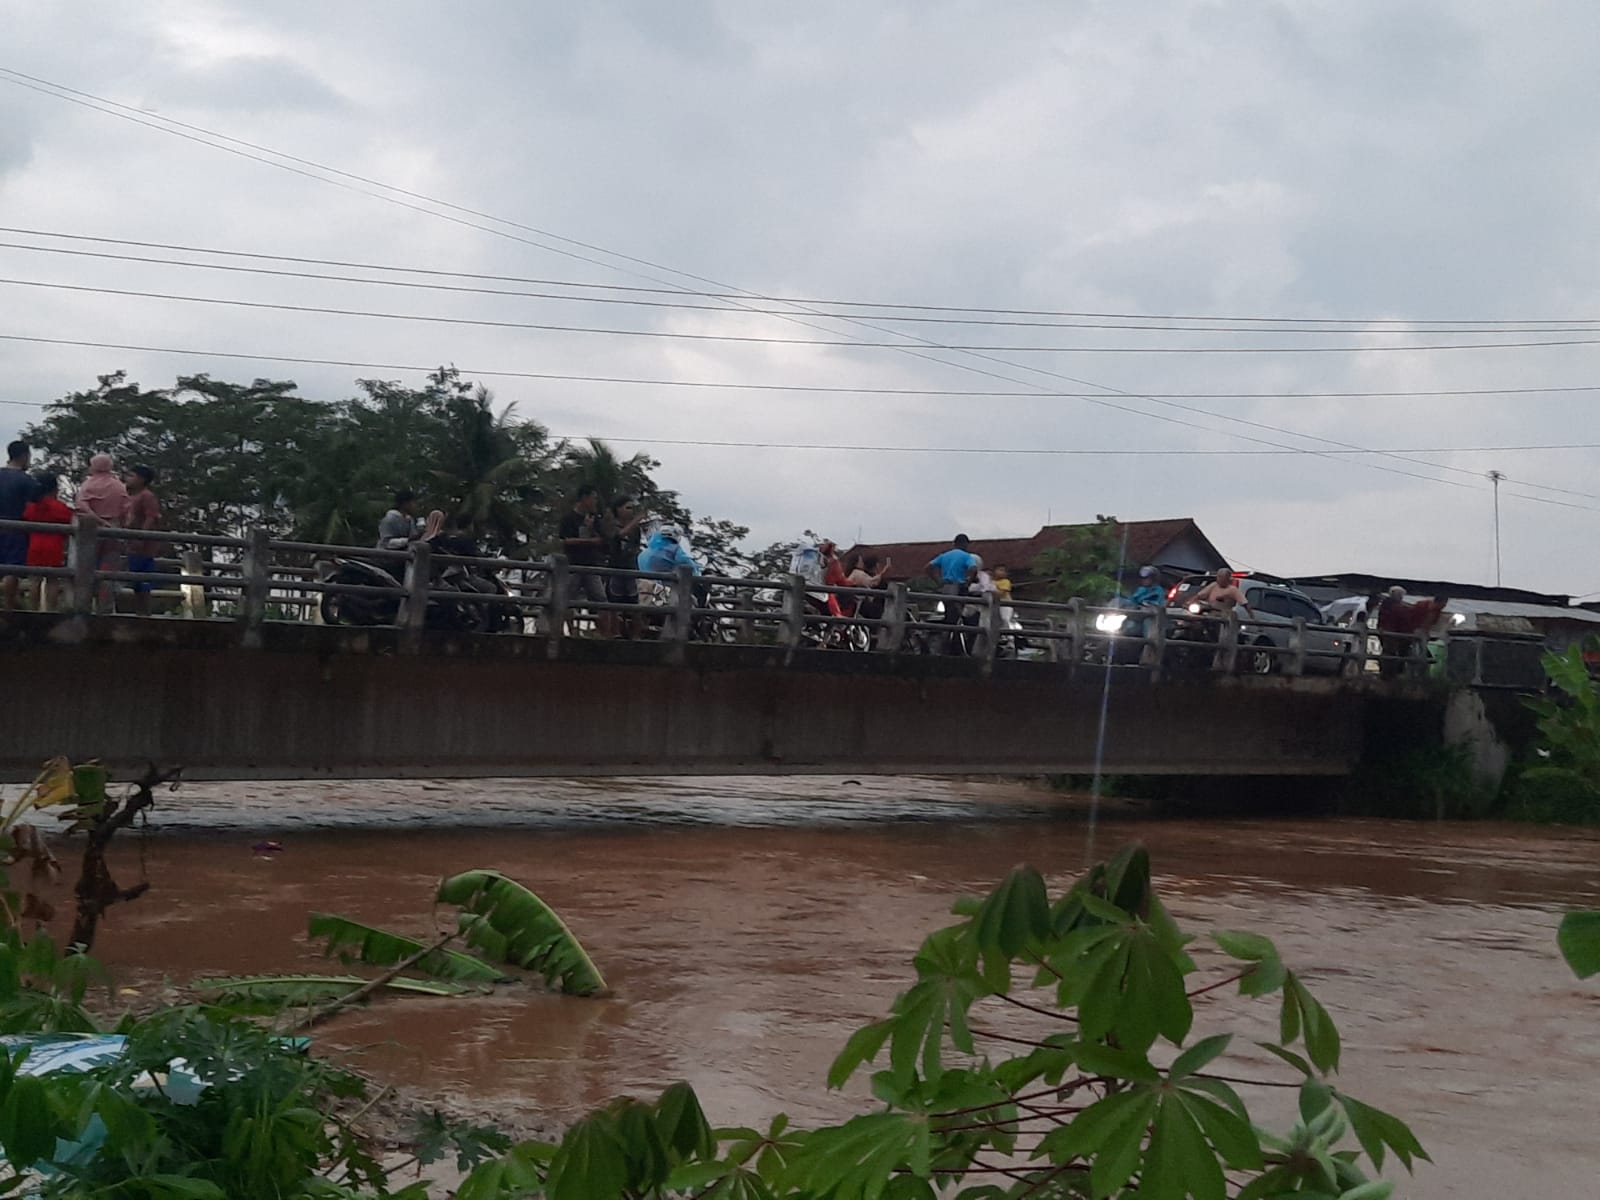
[926,534,979,653]
[0,440,38,612]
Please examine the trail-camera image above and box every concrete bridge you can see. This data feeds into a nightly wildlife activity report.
[0,614,1447,782]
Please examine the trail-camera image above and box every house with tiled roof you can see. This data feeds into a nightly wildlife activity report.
[843,517,1227,598]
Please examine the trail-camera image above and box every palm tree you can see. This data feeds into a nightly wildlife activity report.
[430,385,552,554]
[557,438,654,503]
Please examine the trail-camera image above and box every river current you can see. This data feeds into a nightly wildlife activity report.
[74,776,1600,1197]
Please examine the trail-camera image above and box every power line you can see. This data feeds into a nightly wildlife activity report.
[8,274,1600,354]
[6,329,1593,508]
[5,67,1590,509]
[2,331,1594,509]
[554,434,1600,457]
[7,69,1597,329]
[4,332,1597,400]
[5,231,1600,335]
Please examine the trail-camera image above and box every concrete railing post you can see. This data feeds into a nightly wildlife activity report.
[882,581,907,653]
[544,555,569,657]
[667,563,695,659]
[1345,619,1368,677]
[1218,611,1240,674]
[1064,599,1082,673]
[1288,617,1306,677]
[399,541,430,652]
[239,527,272,646]
[781,573,806,654]
[179,549,209,619]
[69,515,100,616]
[976,591,1001,668]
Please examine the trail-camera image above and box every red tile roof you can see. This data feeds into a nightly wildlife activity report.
[842,518,1224,586]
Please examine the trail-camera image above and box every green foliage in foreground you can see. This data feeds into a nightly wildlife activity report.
[1558,911,1600,979]
[1513,640,1600,823]
[0,846,1429,1199]
[451,845,1425,1200]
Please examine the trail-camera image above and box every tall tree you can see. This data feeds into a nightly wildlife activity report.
[428,378,553,553]
[26,367,751,561]
[25,371,329,536]
[1033,515,1124,603]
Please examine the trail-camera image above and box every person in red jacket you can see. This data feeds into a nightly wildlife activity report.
[22,473,72,612]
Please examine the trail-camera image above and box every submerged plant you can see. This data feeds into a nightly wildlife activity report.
[206,868,607,1021]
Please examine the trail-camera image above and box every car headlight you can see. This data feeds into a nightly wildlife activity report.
[1451,612,1466,626]
[1094,612,1128,633]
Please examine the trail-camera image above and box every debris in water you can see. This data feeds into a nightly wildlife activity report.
[252,840,285,857]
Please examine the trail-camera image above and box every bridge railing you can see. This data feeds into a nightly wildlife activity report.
[0,516,1454,680]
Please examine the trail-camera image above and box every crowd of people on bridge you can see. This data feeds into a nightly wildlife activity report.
[2,446,1456,674]
[0,441,163,614]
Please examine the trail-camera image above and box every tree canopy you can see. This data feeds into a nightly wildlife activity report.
[1034,514,1124,603]
[21,367,747,559]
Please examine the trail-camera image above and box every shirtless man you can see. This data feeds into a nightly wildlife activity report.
[1191,567,1253,618]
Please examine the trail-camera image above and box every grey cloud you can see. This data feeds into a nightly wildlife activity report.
[0,0,1596,592]
[148,55,351,114]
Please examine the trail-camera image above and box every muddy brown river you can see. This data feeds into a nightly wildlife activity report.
[58,777,1600,1197]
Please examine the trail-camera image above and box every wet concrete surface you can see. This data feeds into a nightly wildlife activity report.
[40,776,1600,1198]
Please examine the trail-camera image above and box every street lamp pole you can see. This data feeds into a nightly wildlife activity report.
[1488,470,1504,586]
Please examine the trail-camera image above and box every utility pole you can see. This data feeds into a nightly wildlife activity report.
[1488,470,1504,586]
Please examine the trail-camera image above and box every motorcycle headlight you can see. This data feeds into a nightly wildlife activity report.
[1094,612,1128,633]
[1187,603,1202,614]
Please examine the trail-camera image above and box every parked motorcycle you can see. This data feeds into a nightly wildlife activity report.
[319,555,514,633]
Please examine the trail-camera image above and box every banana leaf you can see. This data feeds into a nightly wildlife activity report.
[306,913,505,983]
[437,870,607,996]
[195,974,469,1013]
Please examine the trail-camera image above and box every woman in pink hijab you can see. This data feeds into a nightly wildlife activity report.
[75,454,129,523]
[74,454,129,612]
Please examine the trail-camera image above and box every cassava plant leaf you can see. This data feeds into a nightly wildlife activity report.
[968,865,1050,990]
[438,870,607,996]
[1558,910,1600,979]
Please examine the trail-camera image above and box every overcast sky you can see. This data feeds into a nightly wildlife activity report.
[3,1,1598,592]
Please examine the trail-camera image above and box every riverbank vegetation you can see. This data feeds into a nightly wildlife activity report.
[4,760,1434,1200]
[1502,641,1600,824]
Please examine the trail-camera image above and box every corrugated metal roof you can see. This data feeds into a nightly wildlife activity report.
[843,518,1226,584]
[1445,598,1600,624]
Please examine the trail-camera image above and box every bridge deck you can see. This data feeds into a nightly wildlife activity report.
[0,614,1440,782]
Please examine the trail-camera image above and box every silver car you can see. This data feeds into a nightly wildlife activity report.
[1237,580,1354,675]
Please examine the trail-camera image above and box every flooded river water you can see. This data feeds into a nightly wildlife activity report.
[73,777,1600,1197]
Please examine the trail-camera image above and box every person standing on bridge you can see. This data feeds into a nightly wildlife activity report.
[74,453,129,613]
[123,465,162,617]
[377,490,421,550]
[605,496,647,639]
[0,440,37,612]
[560,485,608,635]
[22,473,71,612]
[927,533,979,654]
[1376,586,1448,679]
[1188,567,1252,672]
[1191,567,1252,618]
